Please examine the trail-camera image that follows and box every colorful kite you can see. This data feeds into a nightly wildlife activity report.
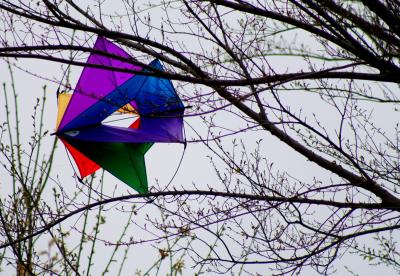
[55,36,185,194]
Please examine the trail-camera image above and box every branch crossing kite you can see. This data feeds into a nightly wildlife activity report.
[55,37,185,194]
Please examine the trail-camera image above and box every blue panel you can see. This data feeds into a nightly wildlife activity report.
[135,59,184,116]
[59,59,184,132]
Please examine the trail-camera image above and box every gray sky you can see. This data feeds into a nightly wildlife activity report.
[0,1,399,275]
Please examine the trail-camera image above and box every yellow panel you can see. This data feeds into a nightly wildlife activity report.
[56,93,72,130]
[117,103,137,114]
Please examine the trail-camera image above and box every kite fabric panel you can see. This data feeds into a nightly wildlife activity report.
[56,36,185,194]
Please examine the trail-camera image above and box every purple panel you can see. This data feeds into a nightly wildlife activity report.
[140,112,184,141]
[58,37,141,130]
[60,117,184,144]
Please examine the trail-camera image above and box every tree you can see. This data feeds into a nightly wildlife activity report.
[0,0,399,275]
[1,65,192,275]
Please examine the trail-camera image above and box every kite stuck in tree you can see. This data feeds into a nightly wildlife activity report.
[55,36,185,194]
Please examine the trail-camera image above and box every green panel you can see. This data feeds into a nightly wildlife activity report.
[139,142,153,154]
[65,139,152,194]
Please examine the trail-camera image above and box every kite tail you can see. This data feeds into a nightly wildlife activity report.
[162,143,187,192]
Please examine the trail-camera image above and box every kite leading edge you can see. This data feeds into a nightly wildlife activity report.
[56,36,185,194]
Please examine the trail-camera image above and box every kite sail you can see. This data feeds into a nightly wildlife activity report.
[56,36,185,194]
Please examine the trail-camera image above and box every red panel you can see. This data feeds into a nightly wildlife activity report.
[60,138,101,178]
[129,118,140,129]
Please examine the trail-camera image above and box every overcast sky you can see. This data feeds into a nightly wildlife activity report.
[0,1,399,275]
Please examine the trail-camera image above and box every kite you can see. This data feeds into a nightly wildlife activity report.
[55,36,185,194]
